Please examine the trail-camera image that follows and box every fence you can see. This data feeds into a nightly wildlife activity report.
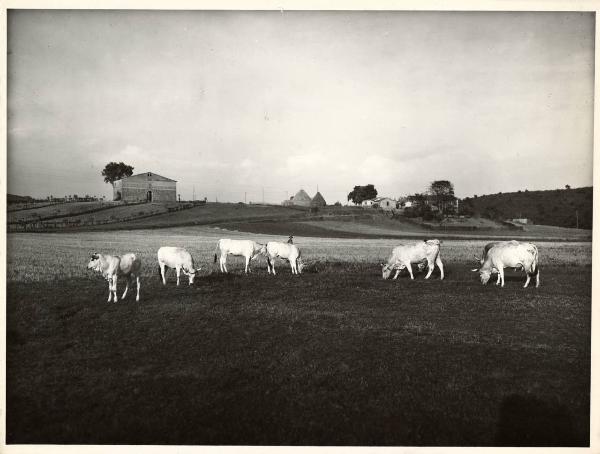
[7,201,202,232]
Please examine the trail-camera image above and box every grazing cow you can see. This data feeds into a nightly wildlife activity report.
[214,239,265,273]
[157,247,201,286]
[475,241,539,288]
[87,252,142,302]
[473,241,523,285]
[381,239,444,280]
[264,241,304,275]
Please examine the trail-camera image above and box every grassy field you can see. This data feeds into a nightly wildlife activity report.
[221,218,592,242]
[6,228,592,445]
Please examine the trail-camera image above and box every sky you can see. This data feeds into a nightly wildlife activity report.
[7,10,595,204]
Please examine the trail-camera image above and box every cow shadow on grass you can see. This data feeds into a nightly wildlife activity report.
[495,394,582,446]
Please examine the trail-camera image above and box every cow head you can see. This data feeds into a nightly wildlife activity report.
[258,243,268,256]
[187,267,202,285]
[287,235,294,244]
[479,268,492,285]
[381,263,393,280]
[87,253,101,271]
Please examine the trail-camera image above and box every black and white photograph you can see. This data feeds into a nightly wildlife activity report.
[3,1,598,450]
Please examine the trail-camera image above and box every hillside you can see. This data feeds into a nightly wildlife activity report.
[7,194,34,204]
[460,187,593,229]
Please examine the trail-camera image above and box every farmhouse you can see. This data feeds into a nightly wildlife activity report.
[113,172,177,202]
[363,197,397,211]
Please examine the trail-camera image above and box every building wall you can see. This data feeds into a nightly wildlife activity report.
[378,198,396,211]
[113,179,176,202]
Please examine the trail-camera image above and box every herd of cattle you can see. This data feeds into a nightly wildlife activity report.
[86,236,541,302]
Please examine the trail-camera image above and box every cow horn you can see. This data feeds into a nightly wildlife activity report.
[471,268,479,272]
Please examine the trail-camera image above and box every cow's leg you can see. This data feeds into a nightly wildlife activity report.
[524,273,531,288]
[272,257,277,275]
[406,262,414,280]
[107,280,112,302]
[535,269,540,288]
[495,272,501,285]
[121,276,129,299]
[160,264,167,285]
[220,256,227,273]
[176,266,181,286]
[136,275,140,301]
[436,256,444,280]
[112,276,118,302]
[290,258,296,274]
[499,268,505,287]
[393,266,401,279]
[424,259,434,279]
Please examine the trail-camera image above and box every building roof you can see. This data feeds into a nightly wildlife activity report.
[121,172,177,183]
[293,189,312,203]
[311,191,327,206]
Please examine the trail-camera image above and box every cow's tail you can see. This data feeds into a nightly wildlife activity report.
[529,244,539,275]
[214,240,220,263]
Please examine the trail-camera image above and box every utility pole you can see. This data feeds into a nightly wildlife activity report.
[245,192,247,204]
[262,187,265,204]
[192,185,195,201]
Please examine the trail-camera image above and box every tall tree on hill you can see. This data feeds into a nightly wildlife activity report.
[428,180,456,216]
[347,184,378,205]
[101,162,134,185]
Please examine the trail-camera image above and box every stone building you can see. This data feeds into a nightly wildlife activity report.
[113,172,177,202]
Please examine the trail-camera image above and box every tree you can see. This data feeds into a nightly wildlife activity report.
[101,162,134,185]
[347,184,378,205]
[565,184,571,190]
[428,180,456,216]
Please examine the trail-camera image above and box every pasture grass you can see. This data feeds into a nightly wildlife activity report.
[6,229,592,283]
[6,262,591,446]
[5,229,592,445]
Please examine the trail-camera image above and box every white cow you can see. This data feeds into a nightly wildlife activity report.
[476,241,539,288]
[473,241,523,285]
[87,252,142,302]
[381,239,444,280]
[264,241,304,275]
[157,247,201,286]
[214,239,266,273]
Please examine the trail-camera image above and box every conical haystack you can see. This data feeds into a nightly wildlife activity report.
[292,189,312,207]
[310,191,327,207]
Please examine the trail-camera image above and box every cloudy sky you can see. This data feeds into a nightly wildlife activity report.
[7,10,594,203]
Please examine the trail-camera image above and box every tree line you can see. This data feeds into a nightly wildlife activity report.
[347,180,457,218]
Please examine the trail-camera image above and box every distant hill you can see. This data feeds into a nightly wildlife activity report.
[460,187,592,229]
[7,194,34,204]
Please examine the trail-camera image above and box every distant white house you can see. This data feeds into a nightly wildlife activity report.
[511,218,529,224]
[362,197,397,211]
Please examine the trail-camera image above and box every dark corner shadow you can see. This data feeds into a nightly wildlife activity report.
[494,394,585,447]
